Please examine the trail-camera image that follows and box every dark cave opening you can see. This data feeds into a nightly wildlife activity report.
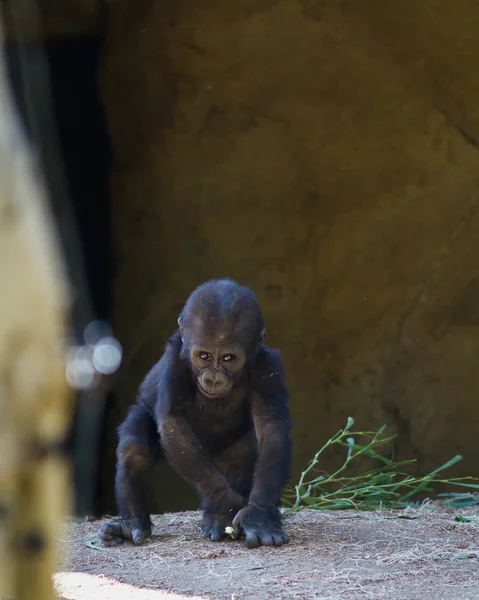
[6,35,112,322]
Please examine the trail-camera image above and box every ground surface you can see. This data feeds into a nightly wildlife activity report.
[55,506,479,600]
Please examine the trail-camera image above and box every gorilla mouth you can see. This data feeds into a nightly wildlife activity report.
[198,383,228,399]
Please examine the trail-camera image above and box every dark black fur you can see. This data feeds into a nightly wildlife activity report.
[98,279,293,548]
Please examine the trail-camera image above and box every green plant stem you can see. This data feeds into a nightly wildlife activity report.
[283,417,479,516]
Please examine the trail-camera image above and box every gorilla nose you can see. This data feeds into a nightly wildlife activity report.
[203,372,227,395]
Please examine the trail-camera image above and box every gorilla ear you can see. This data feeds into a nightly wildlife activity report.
[178,316,184,341]
[256,328,266,352]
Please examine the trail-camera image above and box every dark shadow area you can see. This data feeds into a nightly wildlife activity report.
[44,37,112,323]
[6,36,111,321]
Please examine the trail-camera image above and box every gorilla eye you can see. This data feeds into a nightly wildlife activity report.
[222,354,236,362]
[198,352,211,361]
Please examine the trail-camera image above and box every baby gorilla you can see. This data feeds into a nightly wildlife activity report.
[98,278,293,548]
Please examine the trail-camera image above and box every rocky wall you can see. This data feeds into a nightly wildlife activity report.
[98,0,479,512]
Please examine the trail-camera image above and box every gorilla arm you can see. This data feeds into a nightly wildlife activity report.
[233,348,293,548]
[155,378,245,539]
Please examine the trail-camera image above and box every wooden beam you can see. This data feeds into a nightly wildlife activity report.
[0,11,72,600]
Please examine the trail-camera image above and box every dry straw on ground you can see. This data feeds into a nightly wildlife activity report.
[55,505,479,600]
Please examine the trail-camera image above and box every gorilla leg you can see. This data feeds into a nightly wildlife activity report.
[98,405,160,546]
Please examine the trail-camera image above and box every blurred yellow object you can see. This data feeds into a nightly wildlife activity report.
[0,10,72,600]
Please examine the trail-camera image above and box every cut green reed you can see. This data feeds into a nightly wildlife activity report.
[282,417,479,515]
